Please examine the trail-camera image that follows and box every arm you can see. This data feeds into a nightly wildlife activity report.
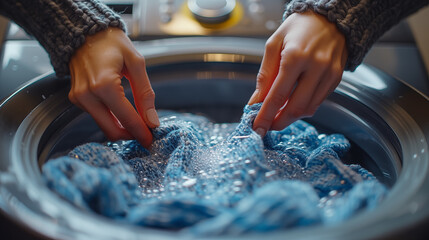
[0,0,159,147]
[249,0,429,136]
[0,0,125,77]
[283,0,429,71]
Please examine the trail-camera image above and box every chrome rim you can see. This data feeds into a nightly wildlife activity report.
[0,37,428,239]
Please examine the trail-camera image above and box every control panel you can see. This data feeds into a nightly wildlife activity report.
[103,0,285,39]
[5,0,285,40]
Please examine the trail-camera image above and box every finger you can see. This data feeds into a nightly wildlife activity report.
[306,66,342,113]
[78,93,134,141]
[69,71,134,141]
[305,43,347,114]
[96,80,153,148]
[271,65,326,130]
[123,53,160,129]
[252,48,305,136]
[248,35,283,105]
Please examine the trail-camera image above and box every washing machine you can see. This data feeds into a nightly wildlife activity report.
[1,1,429,239]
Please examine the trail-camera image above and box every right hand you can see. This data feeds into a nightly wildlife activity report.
[248,11,348,136]
[68,28,159,148]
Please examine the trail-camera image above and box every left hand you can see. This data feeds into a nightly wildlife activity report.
[68,28,159,148]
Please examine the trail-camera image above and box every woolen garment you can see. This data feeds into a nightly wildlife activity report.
[43,104,388,236]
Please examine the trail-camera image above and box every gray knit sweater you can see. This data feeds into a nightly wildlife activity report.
[1,0,428,76]
[0,0,126,77]
[284,0,429,70]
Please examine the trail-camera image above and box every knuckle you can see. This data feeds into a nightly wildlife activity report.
[68,91,76,103]
[282,45,305,59]
[133,54,146,67]
[256,70,268,85]
[278,57,289,71]
[138,87,155,100]
[71,88,89,101]
[280,47,307,69]
[88,81,107,95]
[264,34,283,54]
[88,76,121,96]
[314,54,331,66]
[264,37,277,51]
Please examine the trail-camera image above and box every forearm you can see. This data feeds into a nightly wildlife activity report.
[0,0,126,77]
[283,0,429,71]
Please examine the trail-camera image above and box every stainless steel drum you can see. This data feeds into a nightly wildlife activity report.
[0,37,428,239]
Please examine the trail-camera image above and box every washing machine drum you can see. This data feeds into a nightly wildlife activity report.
[0,37,428,239]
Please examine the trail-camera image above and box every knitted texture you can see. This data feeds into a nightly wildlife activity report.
[43,104,388,236]
[0,0,126,77]
[283,0,429,71]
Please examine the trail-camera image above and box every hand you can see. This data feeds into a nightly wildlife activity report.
[248,11,348,136]
[69,28,159,148]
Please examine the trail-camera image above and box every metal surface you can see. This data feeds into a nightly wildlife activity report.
[2,21,428,101]
[0,37,428,239]
[2,40,428,102]
[187,0,236,24]
[1,1,428,238]
[4,0,284,39]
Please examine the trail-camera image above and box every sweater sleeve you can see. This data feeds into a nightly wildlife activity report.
[283,0,429,71]
[0,0,127,78]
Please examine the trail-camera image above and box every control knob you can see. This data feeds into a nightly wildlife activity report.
[187,0,236,24]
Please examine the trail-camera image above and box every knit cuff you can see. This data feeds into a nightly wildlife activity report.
[2,0,127,78]
[47,1,127,77]
[283,0,429,71]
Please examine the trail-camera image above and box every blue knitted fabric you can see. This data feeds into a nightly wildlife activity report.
[43,103,388,236]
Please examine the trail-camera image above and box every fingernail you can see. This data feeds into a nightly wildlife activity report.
[255,127,266,137]
[146,108,160,127]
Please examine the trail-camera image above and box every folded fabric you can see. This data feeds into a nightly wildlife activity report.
[43,103,388,236]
